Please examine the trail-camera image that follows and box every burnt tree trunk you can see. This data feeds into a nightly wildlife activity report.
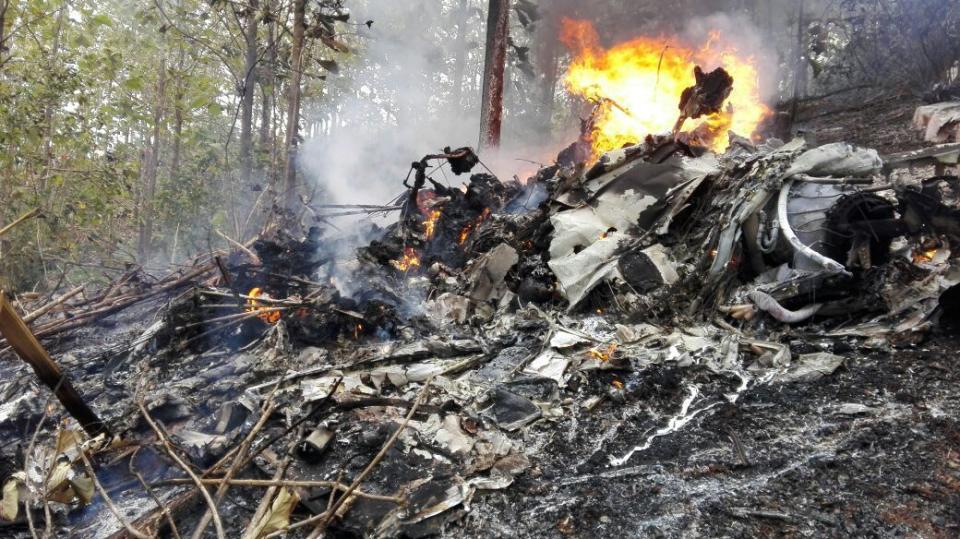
[281,0,306,212]
[138,58,166,263]
[479,0,510,150]
[239,0,259,186]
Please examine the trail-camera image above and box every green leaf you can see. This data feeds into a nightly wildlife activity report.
[90,14,112,27]
[123,76,144,92]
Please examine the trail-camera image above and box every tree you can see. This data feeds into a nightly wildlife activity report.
[281,0,306,214]
[479,0,510,150]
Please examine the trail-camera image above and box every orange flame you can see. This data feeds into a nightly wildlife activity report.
[246,287,281,324]
[561,18,770,156]
[391,246,422,271]
[587,343,618,362]
[417,191,443,240]
[912,247,940,264]
[424,209,442,239]
[459,208,491,245]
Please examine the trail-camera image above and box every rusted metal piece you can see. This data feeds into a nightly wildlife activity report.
[0,291,109,437]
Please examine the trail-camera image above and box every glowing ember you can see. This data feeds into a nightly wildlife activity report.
[561,18,770,156]
[246,287,281,324]
[587,343,618,362]
[611,379,625,390]
[391,246,422,271]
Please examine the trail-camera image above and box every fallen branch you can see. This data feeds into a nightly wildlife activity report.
[1,261,218,354]
[216,229,262,265]
[0,208,41,238]
[0,292,109,437]
[23,286,84,324]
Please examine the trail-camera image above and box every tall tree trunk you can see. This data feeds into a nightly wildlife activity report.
[478,0,510,150]
[281,0,306,213]
[536,4,559,133]
[451,0,470,109]
[138,59,167,263]
[170,44,185,180]
[259,0,276,181]
[39,7,66,195]
[239,0,259,186]
[0,0,10,70]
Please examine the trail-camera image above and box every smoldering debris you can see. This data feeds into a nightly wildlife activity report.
[2,93,960,539]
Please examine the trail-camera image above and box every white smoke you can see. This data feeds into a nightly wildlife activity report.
[300,3,781,218]
[300,0,481,212]
[681,12,780,103]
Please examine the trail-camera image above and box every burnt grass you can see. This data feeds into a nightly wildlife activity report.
[453,331,960,538]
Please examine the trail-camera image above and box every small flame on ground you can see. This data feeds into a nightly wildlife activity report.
[611,378,625,390]
[391,246,422,271]
[561,18,770,156]
[246,287,281,324]
[587,343,619,362]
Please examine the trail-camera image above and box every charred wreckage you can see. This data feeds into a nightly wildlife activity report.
[1,66,959,538]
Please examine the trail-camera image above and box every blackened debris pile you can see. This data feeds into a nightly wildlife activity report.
[2,122,960,537]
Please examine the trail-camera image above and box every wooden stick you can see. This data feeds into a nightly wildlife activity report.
[180,308,287,329]
[138,400,226,539]
[23,286,84,324]
[0,208,41,238]
[215,229,261,265]
[240,431,301,539]
[0,292,109,437]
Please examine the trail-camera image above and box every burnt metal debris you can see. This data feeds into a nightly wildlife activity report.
[2,120,960,536]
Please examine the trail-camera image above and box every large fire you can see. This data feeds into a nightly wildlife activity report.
[561,19,770,155]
